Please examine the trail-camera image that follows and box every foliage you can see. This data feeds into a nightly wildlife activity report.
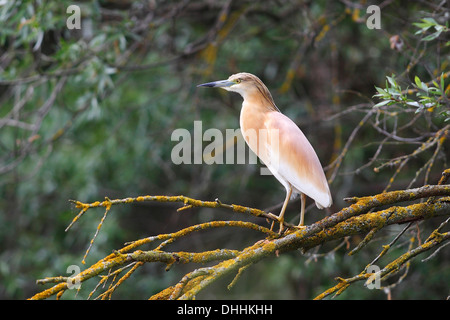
[0,0,449,300]
[374,73,449,120]
[413,17,449,42]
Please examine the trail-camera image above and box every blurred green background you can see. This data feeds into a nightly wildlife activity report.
[0,0,448,299]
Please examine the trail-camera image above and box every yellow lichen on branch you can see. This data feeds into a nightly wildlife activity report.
[314,228,450,300]
[30,172,450,300]
[65,195,291,266]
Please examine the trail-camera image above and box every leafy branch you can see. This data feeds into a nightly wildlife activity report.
[373,72,449,120]
[413,17,449,42]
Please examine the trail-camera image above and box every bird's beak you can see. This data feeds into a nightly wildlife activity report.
[197,80,235,88]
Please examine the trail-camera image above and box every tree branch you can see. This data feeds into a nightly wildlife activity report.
[29,177,450,300]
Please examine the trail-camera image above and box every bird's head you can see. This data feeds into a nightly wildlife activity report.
[197,72,258,95]
[197,72,278,111]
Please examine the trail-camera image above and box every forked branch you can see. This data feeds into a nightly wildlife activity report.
[30,173,450,300]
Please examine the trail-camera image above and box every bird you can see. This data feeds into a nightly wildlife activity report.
[197,72,332,232]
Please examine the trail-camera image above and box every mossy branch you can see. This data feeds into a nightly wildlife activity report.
[30,173,450,300]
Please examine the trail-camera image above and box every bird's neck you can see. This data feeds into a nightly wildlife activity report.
[240,93,278,135]
[240,90,279,113]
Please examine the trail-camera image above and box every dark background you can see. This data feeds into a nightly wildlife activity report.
[0,0,448,299]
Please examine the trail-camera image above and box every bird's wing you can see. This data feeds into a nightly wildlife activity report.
[263,111,332,208]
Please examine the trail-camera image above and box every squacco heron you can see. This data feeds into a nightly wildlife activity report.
[198,72,332,232]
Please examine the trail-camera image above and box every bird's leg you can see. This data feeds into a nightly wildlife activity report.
[297,193,307,229]
[272,187,292,233]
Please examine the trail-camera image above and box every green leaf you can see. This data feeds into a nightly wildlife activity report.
[428,87,442,95]
[423,17,438,25]
[414,75,422,88]
[374,86,387,96]
[386,75,397,88]
[423,31,442,41]
[406,101,420,108]
[413,22,431,30]
[373,100,391,108]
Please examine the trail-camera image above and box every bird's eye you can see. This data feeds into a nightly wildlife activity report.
[235,79,241,84]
